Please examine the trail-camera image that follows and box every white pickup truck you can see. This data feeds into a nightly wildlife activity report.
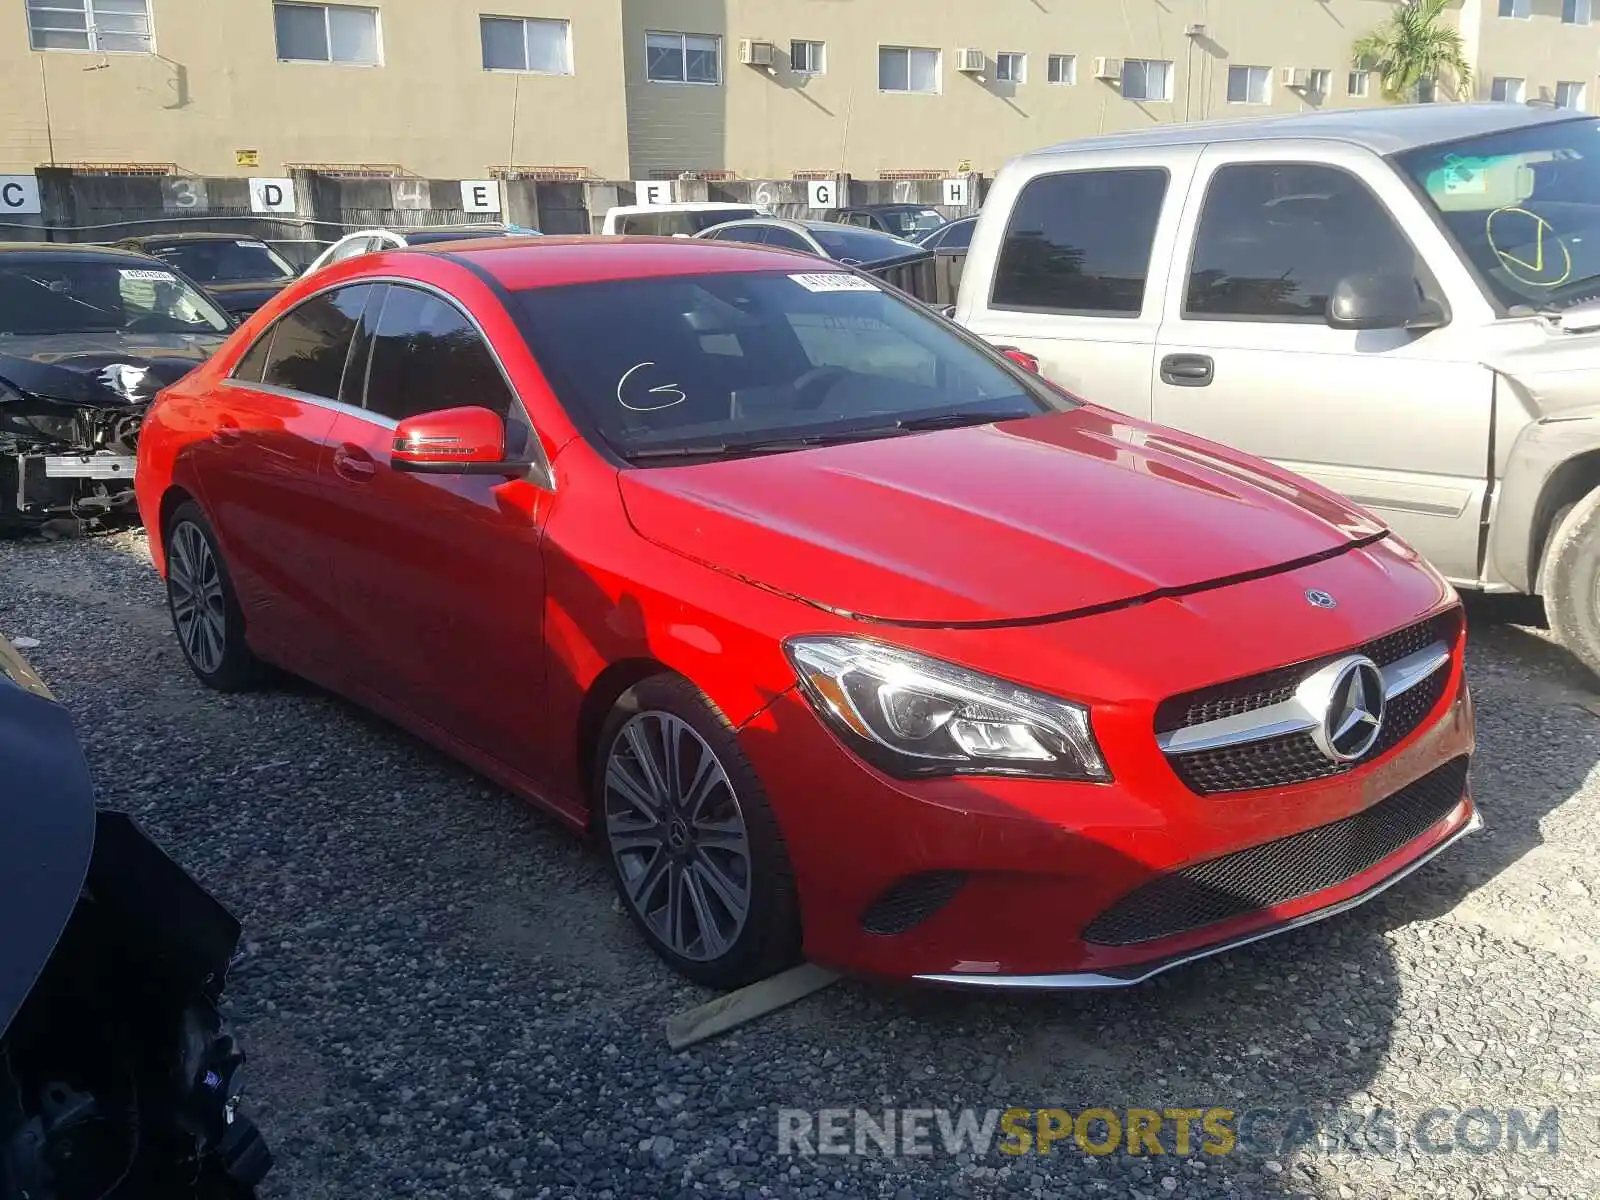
[957,104,1600,676]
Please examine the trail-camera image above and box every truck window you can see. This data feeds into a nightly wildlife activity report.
[1185,163,1420,321]
[990,168,1169,316]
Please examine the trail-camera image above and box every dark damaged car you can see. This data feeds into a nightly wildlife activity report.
[1,631,270,1198]
[0,244,231,535]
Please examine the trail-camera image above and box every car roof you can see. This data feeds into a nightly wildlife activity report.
[120,231,265,244]
[0,241,165,265]
[711,217,907,237]
[423,235,832,289]
[604,202,758,217]
[1019,102,1586,160]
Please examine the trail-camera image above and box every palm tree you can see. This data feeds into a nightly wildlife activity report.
[1351,0,1473,102]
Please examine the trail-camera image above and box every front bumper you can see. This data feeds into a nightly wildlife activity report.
[740,639,1476,986]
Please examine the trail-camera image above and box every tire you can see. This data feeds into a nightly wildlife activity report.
[593,674,802,988]
[1541,486,1600,684]
[164,501,268,692]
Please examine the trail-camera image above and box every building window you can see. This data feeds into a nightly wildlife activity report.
[26,0,152,53]
[1499,0,1531,15]
[789,39,824,74]
[1047,54,1077,85]
[1227,65,1271,104]
[1306,69,1331,97]
[996,52,1026,83]
[645,31,720,84]
[274,3,380,64]
[879,46,940,94]
[1348,70,1371,97]
[1556,80,1588,109]
[480,16,571,73]
[1121,59,1173,101]
[1490,76,1526,103]
[1564,0,1592,24]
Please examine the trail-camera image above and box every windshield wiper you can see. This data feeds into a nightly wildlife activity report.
[621,429,904,462]
[893,410,1034,432]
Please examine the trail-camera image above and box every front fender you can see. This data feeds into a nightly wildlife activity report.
[1489,405,1600,594]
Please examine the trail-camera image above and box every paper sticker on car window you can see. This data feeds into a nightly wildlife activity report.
[119,269,177,282]
[789,273,879,293]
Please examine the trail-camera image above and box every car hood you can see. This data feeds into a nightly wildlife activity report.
[203,279,293,312]
[0,331,224,408]
[618,407,1387,626]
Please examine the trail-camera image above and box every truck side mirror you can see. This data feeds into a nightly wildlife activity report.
[1327,273,1447,333]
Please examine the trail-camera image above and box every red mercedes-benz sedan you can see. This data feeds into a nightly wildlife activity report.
[135,237,1477,990]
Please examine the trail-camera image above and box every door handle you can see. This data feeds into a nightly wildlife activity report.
[1160,354,1215,388]
[332,444,377,483]
[211,415,243,446]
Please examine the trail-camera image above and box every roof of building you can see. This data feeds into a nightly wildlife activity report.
[1022,102,1587,160]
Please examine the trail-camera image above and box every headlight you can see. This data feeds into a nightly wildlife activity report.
[785,636,1109,781]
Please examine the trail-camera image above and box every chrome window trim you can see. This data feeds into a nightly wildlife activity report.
[223,272,554,489]
[1156,640,1451,757]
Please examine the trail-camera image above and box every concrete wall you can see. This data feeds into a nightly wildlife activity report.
[1469,0,1600,105]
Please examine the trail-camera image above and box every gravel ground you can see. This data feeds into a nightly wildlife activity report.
[2,529,1598,1200]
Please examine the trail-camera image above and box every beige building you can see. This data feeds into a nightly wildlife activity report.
[2,0,1597,181]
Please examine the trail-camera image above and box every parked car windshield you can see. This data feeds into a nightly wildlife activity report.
[874,208,947,238]
[148,239,296,284]
[1396,116,1600,311]
[809,226,921,265]
[511,269,1062,462]
[0,260,232,336]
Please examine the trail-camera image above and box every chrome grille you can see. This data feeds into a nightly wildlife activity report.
[1157,612,1459,796]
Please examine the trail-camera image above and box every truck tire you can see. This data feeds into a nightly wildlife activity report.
[1541,486,1600,684]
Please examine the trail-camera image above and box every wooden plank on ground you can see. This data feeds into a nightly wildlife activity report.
[665,963,841,1051]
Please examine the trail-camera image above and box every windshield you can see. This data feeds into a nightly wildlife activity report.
[878,208,947,238]
[148,239,295,284]
[809,226,920,265]
[1396,117,1600,310]
[0,260,232,337]
[511,270,1061,462]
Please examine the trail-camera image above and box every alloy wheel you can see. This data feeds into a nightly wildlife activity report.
[168,521,227,675]
[604,712,753,962]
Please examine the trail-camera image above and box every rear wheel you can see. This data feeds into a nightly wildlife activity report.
[1542,487,1600,684]
[165,501,268,692]
[595,674,801,988]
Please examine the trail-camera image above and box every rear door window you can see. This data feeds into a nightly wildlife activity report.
[990,168,1169,316]
[257,284,376,399]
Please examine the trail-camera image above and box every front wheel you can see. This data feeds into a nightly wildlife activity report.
[1542,488,1600,684]
[595,675,801,988]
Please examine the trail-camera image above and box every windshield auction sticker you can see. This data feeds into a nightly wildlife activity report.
[789,273,879,293]
[118,269,178,282]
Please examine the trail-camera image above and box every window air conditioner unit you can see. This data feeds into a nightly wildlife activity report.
[1093,57,1123,81]
[956,48,986,73]
[739,39,776,67]
[1281,66,1309,89]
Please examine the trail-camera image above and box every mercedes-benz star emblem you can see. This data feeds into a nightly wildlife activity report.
[1299,655,1386,763]
[1305,589,1338,609]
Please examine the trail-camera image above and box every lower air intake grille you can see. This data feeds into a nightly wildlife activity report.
[860,871,967,935]
[1081,756,1469,947]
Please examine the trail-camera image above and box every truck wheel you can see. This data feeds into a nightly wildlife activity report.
[1541,487,1600,683]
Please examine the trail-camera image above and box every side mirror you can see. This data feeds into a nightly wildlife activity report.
[1327,273,1446,332]
[996,345,1041,373]
[390,406,529,477]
